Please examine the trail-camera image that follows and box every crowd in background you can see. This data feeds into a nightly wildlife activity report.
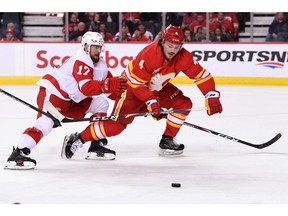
[62,12,244,42]
[0,12,288,42]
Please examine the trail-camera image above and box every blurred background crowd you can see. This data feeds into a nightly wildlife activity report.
[0,12,287,42]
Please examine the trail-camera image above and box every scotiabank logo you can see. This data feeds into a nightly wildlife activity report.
[104,51,133,69]
[36,50,134,69]
[36,50,71,69]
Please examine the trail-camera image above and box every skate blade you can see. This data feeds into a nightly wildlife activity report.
[85,152,116,160]
[158,149,183,157]
[61,135,70,159]
[4,161,36,170]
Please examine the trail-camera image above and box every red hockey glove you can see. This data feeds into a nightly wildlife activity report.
[100,77,128,94]
[146,96,161,118]
[205,90,223,116]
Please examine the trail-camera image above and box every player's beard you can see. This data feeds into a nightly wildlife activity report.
[91,53,100,63]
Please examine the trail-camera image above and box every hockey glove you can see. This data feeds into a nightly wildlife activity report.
[146,96,161,118]
[152,109,168,121]
[205,90,223,116]
[101,77,128,94]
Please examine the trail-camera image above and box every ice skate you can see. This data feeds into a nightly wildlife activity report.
[61,132,83,159]
[4,146,36,170]
[158,135,185,156]
[85,138,116,160]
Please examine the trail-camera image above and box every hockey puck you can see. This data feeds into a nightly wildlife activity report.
[171,183,181,188]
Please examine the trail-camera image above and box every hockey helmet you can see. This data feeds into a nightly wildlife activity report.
[81,31,104,48]
[163,25,184,44]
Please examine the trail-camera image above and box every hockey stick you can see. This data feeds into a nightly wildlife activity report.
[0,88,62,127]
[183,121,282,149]
[44,100,205,123]
[45,100,281,148]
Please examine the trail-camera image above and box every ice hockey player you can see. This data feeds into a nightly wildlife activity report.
[5,31,127,170]
[62,24,223,159]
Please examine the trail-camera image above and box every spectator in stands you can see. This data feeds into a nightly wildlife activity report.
[276,31,288,41]
[181,12,197,30]
[98,22,113,42]
[99,32,106,43]
[134,22,153,41]
[183,27,193,42]
[211,12,239,40]
[139,12,162,38]
[0,28,20,42]
[275,15,288,42]
[69,22,87,41]
[1,22,21,39]
[266,12,288,42]
[100,12,119,35]
[210,26,231,42]
[86,13,101,32]
[0,13,23,37]
[210,12,234,41]
[189,13,206,34]
[122,12,141,35]
[192,26,209,42]
[131,29,150,42]
[113,25,131,42]
[85,12,95,23]
[75,35,82,42]
[74,12,87,23]
[225,12,239,41]
[63,13,79,35]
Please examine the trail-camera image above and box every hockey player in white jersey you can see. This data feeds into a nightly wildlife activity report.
[5,31,127,170]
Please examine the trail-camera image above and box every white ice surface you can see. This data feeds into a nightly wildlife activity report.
[1,84,288,215]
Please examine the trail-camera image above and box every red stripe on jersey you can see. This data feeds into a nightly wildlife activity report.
[42,74,70,99]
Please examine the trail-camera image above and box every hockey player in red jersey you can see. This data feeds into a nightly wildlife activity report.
[5,31,127,170]
[62,24,223,159]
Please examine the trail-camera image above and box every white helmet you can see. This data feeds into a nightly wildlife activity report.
[81,31,104,49]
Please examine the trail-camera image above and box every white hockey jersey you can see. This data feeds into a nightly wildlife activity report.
[37,49,109,103]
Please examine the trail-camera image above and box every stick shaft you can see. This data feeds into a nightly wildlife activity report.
[183,121,281,149]
[0,88,61,126]
[45,100,205,123]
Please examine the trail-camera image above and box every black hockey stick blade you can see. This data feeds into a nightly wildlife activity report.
[0,88,62,127]
[183,121,282,149]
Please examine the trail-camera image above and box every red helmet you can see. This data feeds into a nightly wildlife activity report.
[163,25,184,44]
